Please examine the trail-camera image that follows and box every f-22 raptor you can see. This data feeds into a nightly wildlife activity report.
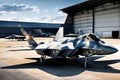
[20,27,118,68]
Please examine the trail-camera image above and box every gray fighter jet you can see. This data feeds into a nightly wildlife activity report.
[20,27,118,68]
[5,34,25,41]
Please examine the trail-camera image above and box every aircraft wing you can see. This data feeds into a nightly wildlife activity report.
[35,42,75,50]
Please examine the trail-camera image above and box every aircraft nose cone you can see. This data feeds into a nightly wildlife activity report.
[103,46,118,54]
[111,47,118,53]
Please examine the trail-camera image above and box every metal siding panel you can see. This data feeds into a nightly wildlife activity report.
[95,4,120,38]
[74,11,93,34]
[73,3,120,38]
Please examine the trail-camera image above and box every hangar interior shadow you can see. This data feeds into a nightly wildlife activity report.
[1,56,120,77]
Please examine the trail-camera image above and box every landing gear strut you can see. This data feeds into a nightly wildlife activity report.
[84,57,89,68]
[36,56,46,65]
[74,55,89,68]
[84,52,94,68]
[82,49,94,68]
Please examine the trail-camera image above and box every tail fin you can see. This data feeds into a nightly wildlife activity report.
[54,27,64,41]
[19,27,38,48]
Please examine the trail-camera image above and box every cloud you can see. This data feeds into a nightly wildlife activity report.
[0,9,67,23]
[43,9,48,12]
[0,4,39,14]
[34,16,51,23]
[34,13,67,23]
[49,15,66,23]
[54,7,59,10]
[5,17,31,22]
[1,14,66,23]
[49,12,67,23]
[18,11,66,23]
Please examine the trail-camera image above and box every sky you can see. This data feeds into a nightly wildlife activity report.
[0,0,85,23]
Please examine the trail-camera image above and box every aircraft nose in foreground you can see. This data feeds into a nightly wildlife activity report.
[102,45,118,55]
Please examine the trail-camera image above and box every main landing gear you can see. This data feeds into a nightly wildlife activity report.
[36,56,46,65]
[84,56,89,68]
[39,57,45,64]
[75,56,89,68]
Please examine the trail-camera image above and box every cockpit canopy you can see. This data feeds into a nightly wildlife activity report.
[88,33,100,41]
[79,33,101,41]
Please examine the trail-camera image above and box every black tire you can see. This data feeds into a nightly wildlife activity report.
[36,57,46,65]
[40,57,45,64]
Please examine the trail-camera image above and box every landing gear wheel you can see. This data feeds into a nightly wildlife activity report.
[36,57,46,66]
[39,57,45,64]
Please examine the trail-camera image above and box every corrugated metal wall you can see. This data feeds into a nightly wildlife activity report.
[74,10,93,34]
[73,3,120,38]
[95,3,120,38]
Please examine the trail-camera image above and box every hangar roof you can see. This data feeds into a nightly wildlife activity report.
[61,0,120,15]
[0,21,62,29]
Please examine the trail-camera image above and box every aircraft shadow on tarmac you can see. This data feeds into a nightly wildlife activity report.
[1,56,120,77]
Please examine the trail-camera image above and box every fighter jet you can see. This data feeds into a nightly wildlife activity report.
[20,27,118,68]
[5,34,25,41]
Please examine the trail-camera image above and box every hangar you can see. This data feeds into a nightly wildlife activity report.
[62,0,120,38]
[0,21,62,37]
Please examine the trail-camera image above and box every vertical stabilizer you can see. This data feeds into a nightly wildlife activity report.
[19,27,38,48]
[54,27,64,41]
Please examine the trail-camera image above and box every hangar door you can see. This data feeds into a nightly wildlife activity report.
[74,11,93,34]
[95,3,120,38]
